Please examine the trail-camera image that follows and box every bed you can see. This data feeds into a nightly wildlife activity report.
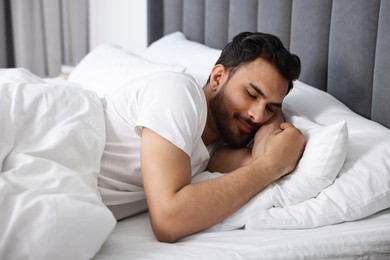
[1,0,389,259]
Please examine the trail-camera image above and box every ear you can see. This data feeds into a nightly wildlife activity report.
[209,64,228,92]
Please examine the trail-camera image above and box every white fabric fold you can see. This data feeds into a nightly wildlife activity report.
[0,68,116,260]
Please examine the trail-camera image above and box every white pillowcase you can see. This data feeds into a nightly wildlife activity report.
[273,109,348,206]
[245,81,390,229]
[143,31,222,86]
[68,43,185,97]
[202,111,348,231]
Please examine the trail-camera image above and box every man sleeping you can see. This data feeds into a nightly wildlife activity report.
[97,31,304,242]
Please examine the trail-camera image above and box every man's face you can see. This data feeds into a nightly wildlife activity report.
[209,58,288,147]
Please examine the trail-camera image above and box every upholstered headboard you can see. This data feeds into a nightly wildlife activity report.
[147,0,390,128]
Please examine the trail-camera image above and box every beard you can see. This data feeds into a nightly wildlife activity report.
[209,82,257,148]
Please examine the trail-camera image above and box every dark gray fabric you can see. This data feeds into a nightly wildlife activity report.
[204,0,229,49]
[290,0,332,91]
[183,0,205,43]
[147,0,390,128]
[328,0,380,119]
[163,0,183,35]
[227,0,258,41]
[257,0,292,49]
[372,0,390,128]
[0,0,6,68]
[147,0,163,44]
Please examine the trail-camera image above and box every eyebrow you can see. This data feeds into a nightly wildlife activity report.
[249,83,283,108]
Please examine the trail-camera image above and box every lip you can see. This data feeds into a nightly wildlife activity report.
[237,118,254,134]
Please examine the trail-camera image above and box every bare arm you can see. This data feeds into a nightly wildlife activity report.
[207,110,286,173]
[141,120,304,243]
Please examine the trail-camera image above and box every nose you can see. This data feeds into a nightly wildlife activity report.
[248,103,267,125]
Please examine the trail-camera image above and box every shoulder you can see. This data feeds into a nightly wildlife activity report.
[146,71,197,83]
[145,71,201,92]
[139,71,205,106]
[134,72,207,155]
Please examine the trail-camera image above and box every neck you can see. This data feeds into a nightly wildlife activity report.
[202,118,220,146]
[202,86,221,145]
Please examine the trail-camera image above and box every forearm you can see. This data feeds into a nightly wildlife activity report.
[206,145,252,173]
[148,156,275,242]
[142,122,304,243]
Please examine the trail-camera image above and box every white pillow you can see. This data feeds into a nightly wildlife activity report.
[68,43,185,97]
[245,81,390,230]
[202,111,348,231]
[272,109,348,206]
[143,31,222,86]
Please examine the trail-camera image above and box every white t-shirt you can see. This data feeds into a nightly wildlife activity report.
[98,72,211,220]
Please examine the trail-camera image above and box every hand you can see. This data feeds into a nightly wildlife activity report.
[261,122,305,180]
[251,110,286,159]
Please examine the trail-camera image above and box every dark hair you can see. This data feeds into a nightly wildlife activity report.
[213,32,301,93]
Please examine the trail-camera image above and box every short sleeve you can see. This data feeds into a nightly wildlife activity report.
[134,73,207,156]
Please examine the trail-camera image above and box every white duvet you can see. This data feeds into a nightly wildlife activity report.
[0,69,115,260]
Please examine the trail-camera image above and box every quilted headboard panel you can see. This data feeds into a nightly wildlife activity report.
[147,0,390,128]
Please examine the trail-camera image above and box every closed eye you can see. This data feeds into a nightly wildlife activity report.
[246,89,274,112]
[246,89,257,99]
[266,106,275,113]
[247,83,283,112]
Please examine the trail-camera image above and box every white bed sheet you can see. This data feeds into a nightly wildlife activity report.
[94,208,390,259]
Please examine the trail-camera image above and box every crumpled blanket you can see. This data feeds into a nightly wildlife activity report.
[0,69,115,260]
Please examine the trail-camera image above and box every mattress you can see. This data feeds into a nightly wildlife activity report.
[94,208,390,259]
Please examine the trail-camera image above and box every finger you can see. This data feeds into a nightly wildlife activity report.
[279,122,294,129]
[272,128,283,135]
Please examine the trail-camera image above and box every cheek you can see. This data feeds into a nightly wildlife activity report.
[228,93,249,114]
[265,113,274,123]
[217,84,250,119]
[219,93,237,116]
